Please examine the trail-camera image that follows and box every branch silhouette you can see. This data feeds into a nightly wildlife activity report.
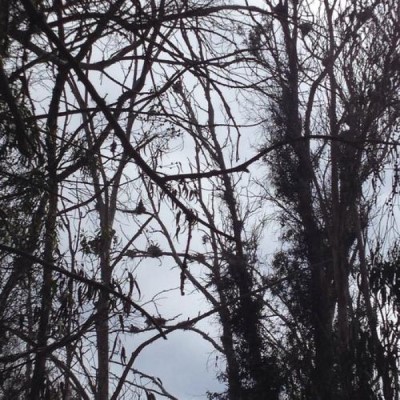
[160,135,399,182]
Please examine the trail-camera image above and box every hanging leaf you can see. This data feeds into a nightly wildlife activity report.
[119,314,124,332]
[121,346,126,365]
[128,272,135,297]
[78,286,83,307]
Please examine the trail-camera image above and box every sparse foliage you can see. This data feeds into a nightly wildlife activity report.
[0,0,400,399]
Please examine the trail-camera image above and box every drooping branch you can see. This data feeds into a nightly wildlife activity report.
[0,243,167,338]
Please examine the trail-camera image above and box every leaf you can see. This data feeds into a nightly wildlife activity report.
[111,335,118,358]
[174,224,181,239]
[121,346,126,365]
[189,189,197,201]
[176,210,182,226]
[134,280,141,298]
[87,285,93,301]
[78,286,83,307]
[128,272,134,297]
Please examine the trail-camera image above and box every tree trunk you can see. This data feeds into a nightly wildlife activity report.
[29,68,66,399]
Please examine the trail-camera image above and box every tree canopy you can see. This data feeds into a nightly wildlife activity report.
[1,0,400,399]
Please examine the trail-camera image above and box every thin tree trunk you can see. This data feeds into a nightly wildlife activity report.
[29,68,66,400]
[29,183,58,399]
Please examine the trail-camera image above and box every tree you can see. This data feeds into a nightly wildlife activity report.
[159,66,282,399]
[0,0,277,399]
[1,0,400,399]
[244,0,400,398]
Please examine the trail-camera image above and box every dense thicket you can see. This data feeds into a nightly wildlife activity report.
[0,1,399,399]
